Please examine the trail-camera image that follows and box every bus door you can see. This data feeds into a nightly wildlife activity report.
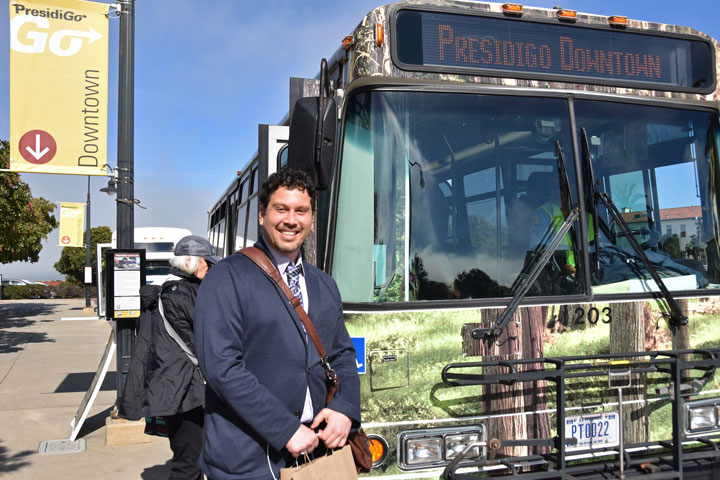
[258,124,289,178]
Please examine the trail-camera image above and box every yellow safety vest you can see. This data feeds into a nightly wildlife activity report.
[537,202,594,267]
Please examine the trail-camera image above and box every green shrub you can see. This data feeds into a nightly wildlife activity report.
[52,282,84,299]
[1,284,49,299]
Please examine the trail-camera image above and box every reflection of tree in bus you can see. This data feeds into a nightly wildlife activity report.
[468,215,507,251]
[663,235,682,258]
[410,253,512,300]
[453,268,510,299]
[411,254,452,300]
[612,182,645,212]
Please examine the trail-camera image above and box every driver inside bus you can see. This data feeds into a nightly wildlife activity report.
[527,172,572,258]
[524,171,589,294]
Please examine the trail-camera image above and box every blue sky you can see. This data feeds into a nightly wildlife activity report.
[2,0,719,280]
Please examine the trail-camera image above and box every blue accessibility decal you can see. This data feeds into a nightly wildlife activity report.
[351,337,366,374]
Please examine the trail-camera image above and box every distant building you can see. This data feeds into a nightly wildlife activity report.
[616,206,701,257]
[660,206,702,254]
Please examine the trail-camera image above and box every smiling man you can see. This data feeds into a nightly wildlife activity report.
[258,180,313,263]
[193,168,360,480]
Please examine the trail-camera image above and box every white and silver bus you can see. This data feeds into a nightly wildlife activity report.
[112,227,192,285]
[209,2,720,478]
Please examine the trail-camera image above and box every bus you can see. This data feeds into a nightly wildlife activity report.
[111,227,192,284]
[208,2,720,478]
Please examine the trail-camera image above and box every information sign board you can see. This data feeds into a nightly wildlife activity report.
[104,249,145,319]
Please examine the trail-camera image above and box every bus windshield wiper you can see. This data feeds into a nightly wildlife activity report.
[473,140,579,341]
[581,129,601,273]
[580,129,688,328]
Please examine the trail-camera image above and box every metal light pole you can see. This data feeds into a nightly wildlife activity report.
[115,0,135,401]
[85,176,92,311]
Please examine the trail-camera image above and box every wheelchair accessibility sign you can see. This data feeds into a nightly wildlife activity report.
[352,337,366,374]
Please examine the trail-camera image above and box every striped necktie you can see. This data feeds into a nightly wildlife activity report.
[286,263,303,307]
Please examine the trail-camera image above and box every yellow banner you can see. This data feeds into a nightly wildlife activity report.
[10,0,109,176]
[58,202,85,247]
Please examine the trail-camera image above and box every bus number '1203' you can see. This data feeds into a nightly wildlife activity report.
[556,307,613,326]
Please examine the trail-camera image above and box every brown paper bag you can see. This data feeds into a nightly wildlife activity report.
[280,445,357,480]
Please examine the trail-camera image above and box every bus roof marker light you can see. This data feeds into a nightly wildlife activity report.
[609,16,628,27]
[556,9,577,21]
[375,24,384,47]
[342,35,355,50]
[502,3,523,16]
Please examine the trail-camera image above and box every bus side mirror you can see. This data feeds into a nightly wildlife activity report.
[288,96,337,190]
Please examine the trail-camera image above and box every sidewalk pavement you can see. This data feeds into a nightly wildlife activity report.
[0,298,173,480]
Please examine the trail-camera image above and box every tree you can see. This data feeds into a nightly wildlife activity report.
[0,140,58,263]
[464,306,550,458]
[610,302,648,444]
[663,235,681,258]
[55,226,112,284]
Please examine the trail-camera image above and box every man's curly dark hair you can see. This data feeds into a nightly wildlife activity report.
[259,167,316,211]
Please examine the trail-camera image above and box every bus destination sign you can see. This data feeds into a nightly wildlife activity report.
[394,9,714,92]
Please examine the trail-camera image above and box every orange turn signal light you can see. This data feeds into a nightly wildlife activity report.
[376,24,384,47]
[608,16,628,27]
[342,35,355,50]
[556,9,577,21]
[367,435,388,467]
[502,3,523,15]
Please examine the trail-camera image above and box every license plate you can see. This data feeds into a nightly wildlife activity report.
[565,412,619,451]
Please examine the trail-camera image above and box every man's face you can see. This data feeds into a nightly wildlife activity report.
[259,186,313,262]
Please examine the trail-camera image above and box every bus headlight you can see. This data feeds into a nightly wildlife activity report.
[398,426,486,470]
[446,433,482,460]
[406,437,442,465]
[685,399,720,434]
[689,406,716,431]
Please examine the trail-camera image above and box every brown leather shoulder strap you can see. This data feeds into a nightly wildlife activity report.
[238,247,339,391]
[238,247,298,305]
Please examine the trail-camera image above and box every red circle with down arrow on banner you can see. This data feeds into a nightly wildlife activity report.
[18,130,57,165]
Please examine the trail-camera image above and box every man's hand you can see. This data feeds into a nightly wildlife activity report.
[310,408,352,449]
[285,424,319,458]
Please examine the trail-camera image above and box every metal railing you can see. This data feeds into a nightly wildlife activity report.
[441,348,720,479]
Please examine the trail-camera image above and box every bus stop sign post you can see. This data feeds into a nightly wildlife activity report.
[83,176,93,314]
[115,0,135,404]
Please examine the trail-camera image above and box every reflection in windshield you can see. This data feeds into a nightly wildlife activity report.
[576,100,720,294]
[333,91,720,303]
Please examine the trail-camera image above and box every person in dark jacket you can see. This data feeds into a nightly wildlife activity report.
[194,169,361,480]
[119,235,220,480]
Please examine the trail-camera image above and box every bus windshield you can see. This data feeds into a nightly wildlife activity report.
[576,100,720,295]
[146,260,172,277]
[333,90,720,303]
